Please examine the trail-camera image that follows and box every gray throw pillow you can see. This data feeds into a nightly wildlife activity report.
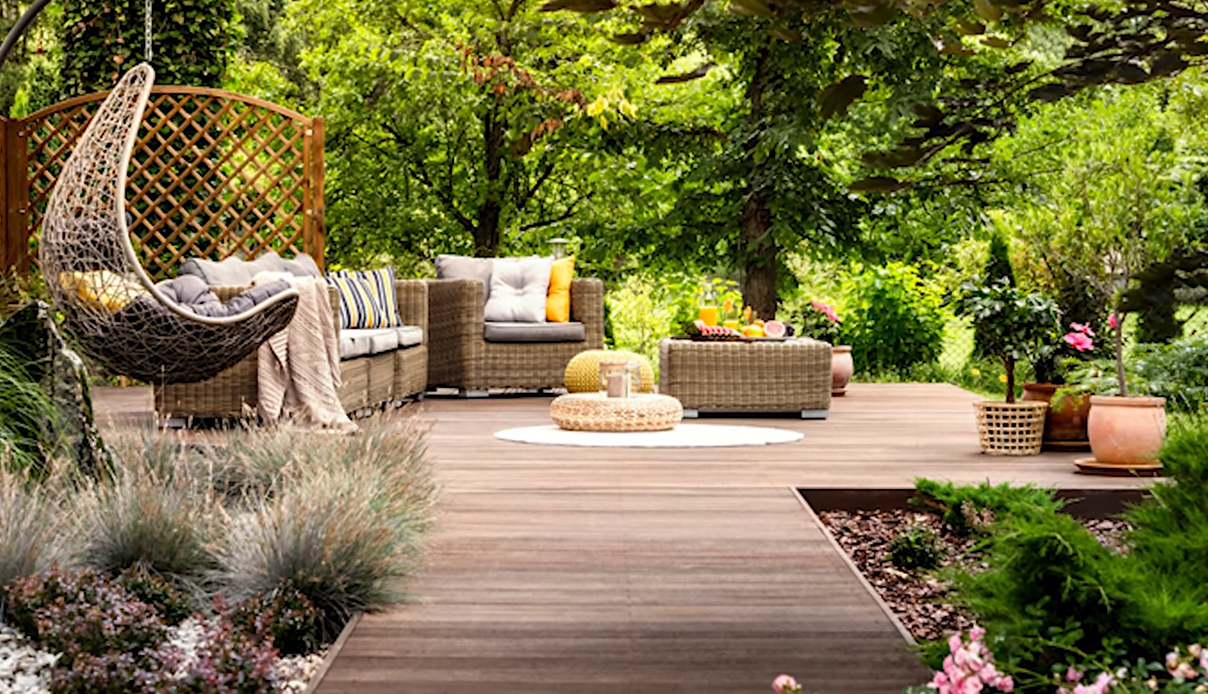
[435,254,494,302]
[179,256,254,286]
[180,252,323,286]
[282,253,322,277]
[484,257,552,322]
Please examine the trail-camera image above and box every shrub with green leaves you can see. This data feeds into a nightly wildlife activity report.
[840,263,946,376]
[888,525,944,572]
[1118,417,1208,645]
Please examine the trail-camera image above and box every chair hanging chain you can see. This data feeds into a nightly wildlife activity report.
[144,0,153,63]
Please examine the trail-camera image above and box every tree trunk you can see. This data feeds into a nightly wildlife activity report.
[739,47,777,320]
[1004,356,1016,404]
[474,105,504,257]
[741,191,778,320]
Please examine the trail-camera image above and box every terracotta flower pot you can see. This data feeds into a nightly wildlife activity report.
[1020,383,1092,451]
[831,345,853,396]
[1087,395,1166,466]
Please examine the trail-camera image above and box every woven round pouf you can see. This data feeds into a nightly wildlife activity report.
[550,393,683,432]
[564,350,655,394]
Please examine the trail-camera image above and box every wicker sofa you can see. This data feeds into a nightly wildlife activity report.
[425,277,604,394]
[156,280,429,419]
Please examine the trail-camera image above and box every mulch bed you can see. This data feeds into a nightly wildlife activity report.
[817,509,1130,644]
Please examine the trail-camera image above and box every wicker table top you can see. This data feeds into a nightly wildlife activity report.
[550,392,684,432]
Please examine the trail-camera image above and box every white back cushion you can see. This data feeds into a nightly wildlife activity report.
[484,257,553,322]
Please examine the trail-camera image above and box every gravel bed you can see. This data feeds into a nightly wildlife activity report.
[818,508,1130,643]
[0,621,326,694]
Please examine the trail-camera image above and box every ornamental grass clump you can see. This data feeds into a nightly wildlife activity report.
[0,468,72,590]
[72,430,221,587]
[0,343,56,475]
[215,418,436,641]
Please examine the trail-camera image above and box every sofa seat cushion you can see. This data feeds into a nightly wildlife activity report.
[484,321,586,343]
[340,328,400,360]
[397,325,423,348]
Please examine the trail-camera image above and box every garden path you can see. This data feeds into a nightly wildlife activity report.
[93,383,1150,694]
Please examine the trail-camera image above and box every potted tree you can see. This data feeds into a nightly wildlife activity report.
[955,280,1060,455]
[993,91,1194,469]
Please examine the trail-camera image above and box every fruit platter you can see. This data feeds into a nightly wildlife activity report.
[685,319,791,341]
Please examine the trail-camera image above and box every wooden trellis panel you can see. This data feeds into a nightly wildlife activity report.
[1,86,324,279]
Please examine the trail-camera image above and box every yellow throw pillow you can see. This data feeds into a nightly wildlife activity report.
[59,271,148,313]
[546,256,575,322]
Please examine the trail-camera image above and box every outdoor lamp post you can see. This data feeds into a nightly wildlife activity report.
[548,237,570,260]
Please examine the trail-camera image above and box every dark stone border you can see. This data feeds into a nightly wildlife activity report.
[797,487,1150,519]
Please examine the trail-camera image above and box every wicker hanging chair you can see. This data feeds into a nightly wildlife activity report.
[39,63,299,384]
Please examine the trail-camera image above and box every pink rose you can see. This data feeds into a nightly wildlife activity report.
[1066,666,1083,683]
[970,626,986,643]
[995,675,1013,692]
[1108,314,1118,330]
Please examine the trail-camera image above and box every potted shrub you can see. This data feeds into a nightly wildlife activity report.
[955,279,1060,455]
[1020,321,1098,451]
[800,299,851,395]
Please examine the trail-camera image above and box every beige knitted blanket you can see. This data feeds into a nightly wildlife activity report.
[255,274,356,432]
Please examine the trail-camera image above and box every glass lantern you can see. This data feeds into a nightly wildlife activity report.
[598,359,640,398]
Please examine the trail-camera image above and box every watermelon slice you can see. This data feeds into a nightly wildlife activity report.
[763,320,786,338]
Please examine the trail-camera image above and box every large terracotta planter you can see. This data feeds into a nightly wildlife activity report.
[831,345,853,396]
[1020,383,1092,451]
[973,400,1048,456]
[1087,395,1166,466]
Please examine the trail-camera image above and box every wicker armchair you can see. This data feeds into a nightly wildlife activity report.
[156,280,429,419]
[425,277,604,394]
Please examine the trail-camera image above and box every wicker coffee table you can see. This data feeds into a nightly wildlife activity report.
[550,392,683,432]
[658,337,832,418]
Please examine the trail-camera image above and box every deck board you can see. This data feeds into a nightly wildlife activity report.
[92,383,1148,693]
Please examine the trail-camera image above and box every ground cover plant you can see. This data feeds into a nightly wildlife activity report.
[0,416,437,690]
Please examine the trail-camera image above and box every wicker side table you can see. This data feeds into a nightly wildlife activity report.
[550,393,683,432]
[658,338,832,418]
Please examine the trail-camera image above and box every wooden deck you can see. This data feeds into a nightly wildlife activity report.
[93,383,1149,693]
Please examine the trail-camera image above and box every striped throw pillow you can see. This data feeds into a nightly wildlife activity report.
[349,267,401,328]
[325,269,401,329]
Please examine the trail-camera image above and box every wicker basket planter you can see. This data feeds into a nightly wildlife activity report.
[973,401,1049,456]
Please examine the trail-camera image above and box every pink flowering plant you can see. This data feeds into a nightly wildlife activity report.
[800,299,842,344]
[905,626,1015,694]
[1033,322,1098,385]
[1047,643,1208,694]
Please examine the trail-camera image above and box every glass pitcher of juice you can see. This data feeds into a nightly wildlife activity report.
[698,285,719,326]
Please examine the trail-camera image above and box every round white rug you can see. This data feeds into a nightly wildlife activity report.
[494,423,803,448]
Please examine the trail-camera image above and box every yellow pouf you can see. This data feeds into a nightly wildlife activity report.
[565,349,655,394]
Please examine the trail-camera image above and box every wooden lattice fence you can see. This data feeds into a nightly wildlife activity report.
[1,86,324,279]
